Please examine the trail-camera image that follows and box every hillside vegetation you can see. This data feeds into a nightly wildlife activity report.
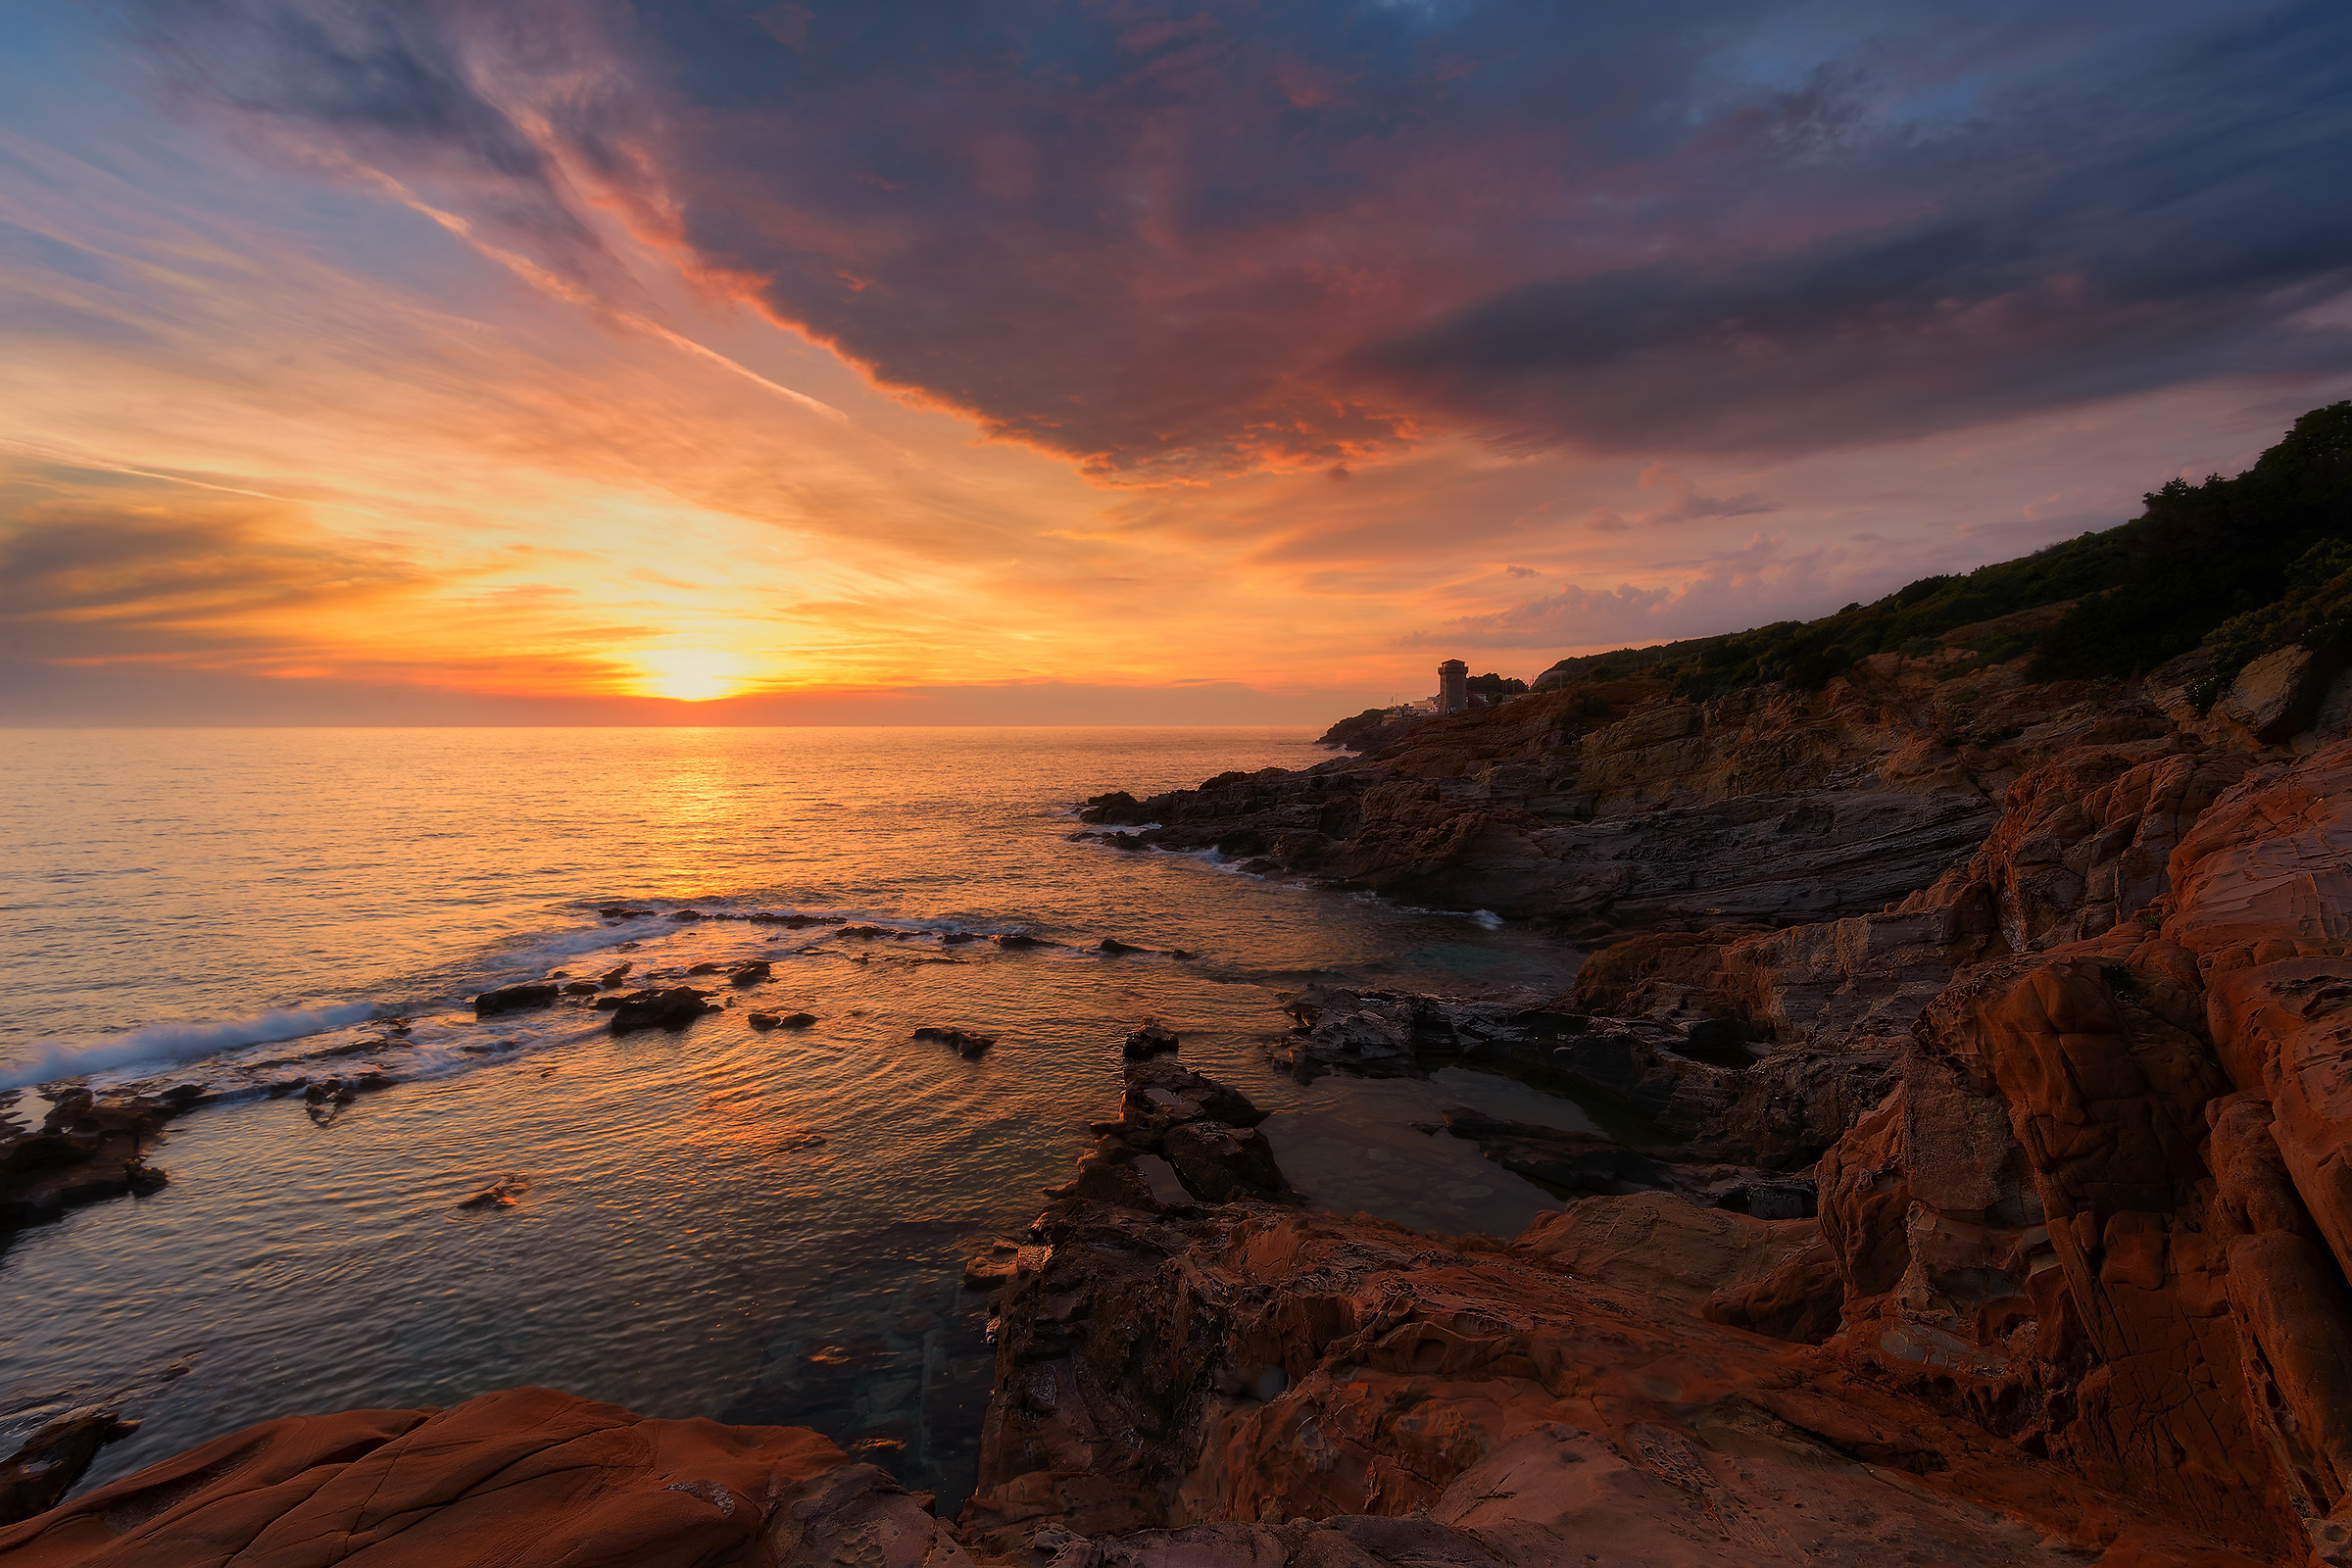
[1531,401,2352,710]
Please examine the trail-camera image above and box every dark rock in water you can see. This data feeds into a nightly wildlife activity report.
[1121,1058,1267,1146]
[1097,937,1149,956]
[939,931,983,946]
[598,962,631,987]
[748,1012,782,1030]
[913,1026,995,1058]
[995,933,1056,949]
[1121,1021,1180,1060]
[560,981,598,996]
[1239,857,1282,875]
[1110,834,1149,852]
[777,1011,816,1028]
[607,988,710,1036]
[746,911,839,927]
[728,960,771,986]
[0,1406,139,1526]
[686,961,725,975]
[472,983,560,1017]
[1078,790,1149,825]
[668,909,702,921]
[591,996,625,1011]
[837,924,894,939]
[458,1174,529,1211]
[1160,1121,1292,1204]
[594,906,650,918]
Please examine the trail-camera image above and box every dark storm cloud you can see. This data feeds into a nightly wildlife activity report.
[131,0,2352,476]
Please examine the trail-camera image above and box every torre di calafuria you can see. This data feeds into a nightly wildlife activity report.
[1438,659,1469,714]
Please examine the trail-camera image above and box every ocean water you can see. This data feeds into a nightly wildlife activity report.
[0,727,1589,1509]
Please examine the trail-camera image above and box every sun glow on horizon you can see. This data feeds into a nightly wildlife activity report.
[631,648,756,703]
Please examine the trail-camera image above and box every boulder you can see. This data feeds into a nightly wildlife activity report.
[473,984,560,1017]
[1119,1059,1266,1144]
[1120,1021,1180,1060]
[607,989,711,1036]
[2216,642,2342,745]
[1158,1122,1291,1204]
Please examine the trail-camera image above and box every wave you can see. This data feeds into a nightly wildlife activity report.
[0,1003,381,1092]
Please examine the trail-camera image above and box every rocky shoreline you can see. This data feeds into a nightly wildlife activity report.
[8,643,2352,1562]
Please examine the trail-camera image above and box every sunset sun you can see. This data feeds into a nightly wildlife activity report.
[631,648,752,703]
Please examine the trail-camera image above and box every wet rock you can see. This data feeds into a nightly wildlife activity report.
[686,961,726,975]
[995,933,1057,950]
[560,981,599,996]
[962,1240,1024,1291]
[1078,790,1150,824]
[458,1174,530,1211]
[913,1027,996,1058]
[0,1406,139,1526]
[749,1012,783,1030]
[1277,986,1419,1079]
[729,960,772,986]
[1120,1021,1180,1060]
[1159,1121,1292,1204]
[599,962,632,987]
[595,906,651,918]
[940,931,983,946]
[1097,937,1150,955]
[473,983,561,1017]
[607,988,711,1036]
[668,909,702,921]
[1120,1058,1266,1146]
[837,924,897,940]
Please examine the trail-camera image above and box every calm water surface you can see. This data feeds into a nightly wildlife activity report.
[0,728,1587,1508]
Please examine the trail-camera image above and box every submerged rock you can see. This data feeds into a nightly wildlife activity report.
[913,1027,995,1058]
[458,1174,530,1211]
[728,960,771,986]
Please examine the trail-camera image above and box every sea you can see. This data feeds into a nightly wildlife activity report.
[0,727,1594,1509]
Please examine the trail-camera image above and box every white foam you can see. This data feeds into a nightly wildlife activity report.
[0,1003,380,1092]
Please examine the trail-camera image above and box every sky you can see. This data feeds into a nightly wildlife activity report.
[3,0,2350,724]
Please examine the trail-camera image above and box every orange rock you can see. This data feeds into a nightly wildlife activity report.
[0,1387,967,1568]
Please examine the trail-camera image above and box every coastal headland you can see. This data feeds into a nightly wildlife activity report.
[7,410,2352,1564]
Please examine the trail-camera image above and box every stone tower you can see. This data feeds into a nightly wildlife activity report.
[1439,659,1469,714]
